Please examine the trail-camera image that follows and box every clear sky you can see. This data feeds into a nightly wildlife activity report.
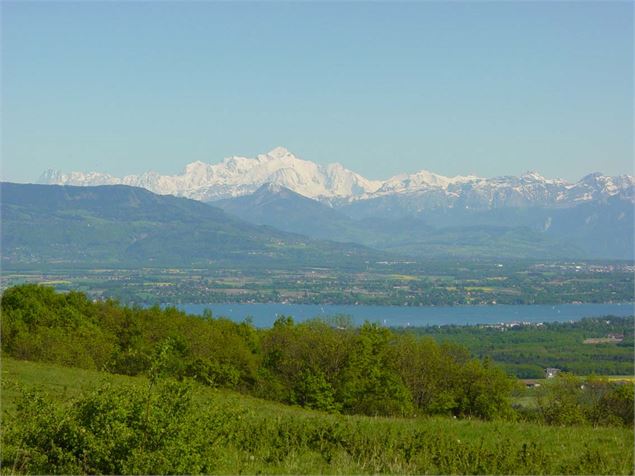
[2,1,633,183]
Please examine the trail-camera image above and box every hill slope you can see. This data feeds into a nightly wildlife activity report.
[214,184,601,259]
[0,182,375,267]
[3,358,634,475]
[214,182,372,243]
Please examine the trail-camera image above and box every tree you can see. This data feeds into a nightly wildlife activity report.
[537,373,586,426]
[338,323,413,417]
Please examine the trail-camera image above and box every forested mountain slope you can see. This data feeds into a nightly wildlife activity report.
[0,182,374,267]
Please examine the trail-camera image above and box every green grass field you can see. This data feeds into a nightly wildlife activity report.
[2,357,634,475]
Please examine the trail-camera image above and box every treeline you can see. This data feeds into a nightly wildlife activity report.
[1,285,514,420]
[1,285,632,426]
[406,317,635,378]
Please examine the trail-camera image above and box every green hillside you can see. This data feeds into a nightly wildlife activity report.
[2,285,633,474]
[2,358,633,475]
[0,182,375,268]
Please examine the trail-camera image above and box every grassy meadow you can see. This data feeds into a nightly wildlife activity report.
[2,357,633,475]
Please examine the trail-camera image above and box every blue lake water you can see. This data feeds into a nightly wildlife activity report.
[176,302,634,328]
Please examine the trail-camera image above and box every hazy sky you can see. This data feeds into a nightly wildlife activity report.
[2,1,633,183]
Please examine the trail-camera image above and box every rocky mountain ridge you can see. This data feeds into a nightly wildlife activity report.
[38,147,634,210]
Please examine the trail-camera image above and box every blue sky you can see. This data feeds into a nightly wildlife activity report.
[2,1,633,183]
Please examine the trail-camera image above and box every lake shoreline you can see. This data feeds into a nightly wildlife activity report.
[172,302,635,328]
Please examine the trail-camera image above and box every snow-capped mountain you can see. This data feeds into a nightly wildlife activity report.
[38,146,634,209]
[39,147,382,202]
[30,148,635,259]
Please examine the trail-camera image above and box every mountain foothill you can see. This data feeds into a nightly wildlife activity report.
[3,147,632,266]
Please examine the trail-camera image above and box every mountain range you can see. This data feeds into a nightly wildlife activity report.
[39,147,634,208]
[33,148,635,259]
[39,147,381,202]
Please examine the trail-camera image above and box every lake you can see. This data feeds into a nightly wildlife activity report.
[176,302,634,328]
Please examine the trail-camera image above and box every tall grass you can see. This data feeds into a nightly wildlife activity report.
[2,358,633,475]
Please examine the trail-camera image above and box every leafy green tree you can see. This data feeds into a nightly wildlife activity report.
[452,357,516,420]
[292,368,339,412]
[338,323,413,417]
[184,358,240,388]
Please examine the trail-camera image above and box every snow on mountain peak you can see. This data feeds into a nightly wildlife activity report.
[184,161,208,174]
[267,146,293,159]
[38,169,63,183]
[37,147,384,201]
[580,172,604,183]
[257,182,288,194]
[375,168,479,195]
[521,171,546,181]
[36,148,633,207]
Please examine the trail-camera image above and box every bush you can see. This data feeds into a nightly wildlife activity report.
[4,374,633,475]
[536,374,635,427]
[184,358,241,388]
[3,380,228,474]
